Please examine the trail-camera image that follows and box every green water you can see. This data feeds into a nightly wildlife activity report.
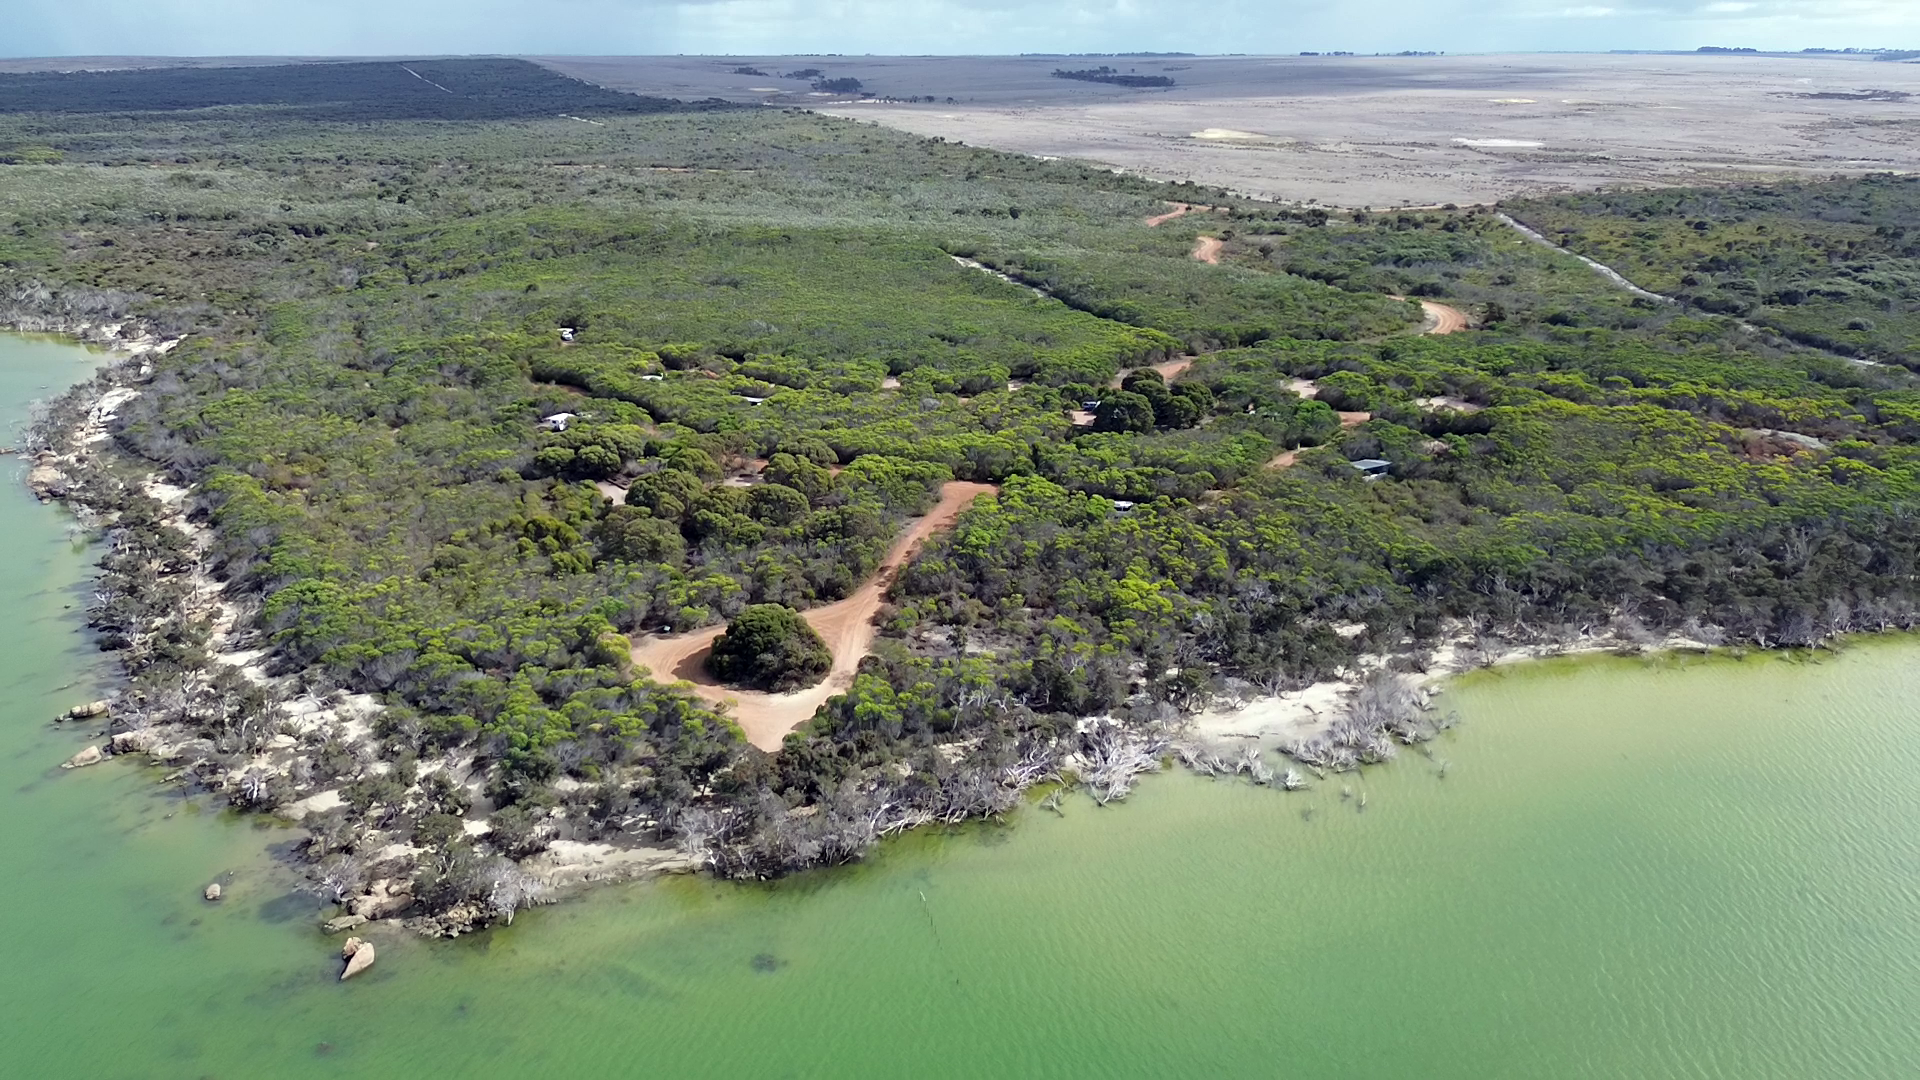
[4,334,1919,1078]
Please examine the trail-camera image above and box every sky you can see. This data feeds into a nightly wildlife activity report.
[5,0,1917,58]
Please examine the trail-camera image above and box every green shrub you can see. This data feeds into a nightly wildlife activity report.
[706,604,832,691]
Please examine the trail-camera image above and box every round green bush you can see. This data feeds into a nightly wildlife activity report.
[706,604,832,691]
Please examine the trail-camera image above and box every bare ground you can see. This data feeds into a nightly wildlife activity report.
[1145,202,1212,227]
[1109,355,1194,389]
[738,53,1920,207]
[630,481,997,750]
[1419,300,1470,335]
[1390,295,1471,334]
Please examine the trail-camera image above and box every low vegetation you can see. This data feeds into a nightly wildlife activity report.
[1506,176,1920,367]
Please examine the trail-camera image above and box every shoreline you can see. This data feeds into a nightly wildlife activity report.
[0,306,1895,936]
[1184,628,1720,756]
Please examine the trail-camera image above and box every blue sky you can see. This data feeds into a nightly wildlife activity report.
[6,1,1916,58]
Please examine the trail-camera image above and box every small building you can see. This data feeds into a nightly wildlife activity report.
[1349,458,1392,478]
[1111,499,1137,512]
[558,327,575,342]
[540,412,577,432]
[640,374,665,382]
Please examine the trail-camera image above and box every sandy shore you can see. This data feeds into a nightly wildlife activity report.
[1186,630,1716,751]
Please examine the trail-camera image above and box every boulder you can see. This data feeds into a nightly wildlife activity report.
[340,937,376,981]
[61,745,105,769]
[27,459,68,500]
[111,730,160,754]
[349,879,415,921]
[204,883,222,902]
[65,700,110,720]
[322,914,368,935]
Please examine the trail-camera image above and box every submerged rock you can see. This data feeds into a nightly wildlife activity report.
[322,914,367,935]
[61,745,104,769]
[340,937,376,981]
[64,700,109,720]
[204,883,222,902]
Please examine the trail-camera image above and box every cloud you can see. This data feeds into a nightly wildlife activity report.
[1,0,1916,59]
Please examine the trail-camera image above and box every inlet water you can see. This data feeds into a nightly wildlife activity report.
[3,334,1918,1078]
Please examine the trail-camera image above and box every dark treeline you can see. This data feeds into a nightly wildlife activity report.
[1051,68,1175,88]
[0,59,726,120]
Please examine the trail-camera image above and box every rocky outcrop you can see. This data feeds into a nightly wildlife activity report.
[410,902,489,940]
[27,451,69,501]
[61,745,104,769]
[111,729,161,754]
[322,913,368,935]
[340,937,376,981]
[204,883,222,902]
[64,700,109,720]
[349,878,415,921]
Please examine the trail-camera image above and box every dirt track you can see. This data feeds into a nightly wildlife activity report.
[1109,355,1194,389]
[1191,237,1223,264]
[1387,293,1471,336]
[630,481,997,750]
[1416,299,1469,334]
[1264,380,1370,470]
[1145,202,1209,227]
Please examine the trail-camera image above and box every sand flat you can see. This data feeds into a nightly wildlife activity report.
[520,53,1920,207]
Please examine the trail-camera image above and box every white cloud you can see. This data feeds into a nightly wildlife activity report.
[1,0,1916,59]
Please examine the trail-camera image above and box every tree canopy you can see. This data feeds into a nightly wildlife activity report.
[707,605,832,691]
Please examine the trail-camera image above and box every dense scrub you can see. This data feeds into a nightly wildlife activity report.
[1506,175,1920,367]
[1051,68,1176,89]
[5,68,1919,919]
[0,59,717,120]
[967,246,1416,349]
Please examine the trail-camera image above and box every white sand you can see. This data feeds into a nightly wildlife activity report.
[1188,680,1352,749]
[285,788,343,820]
[1191,128,1271,141]
[524,840,698,887]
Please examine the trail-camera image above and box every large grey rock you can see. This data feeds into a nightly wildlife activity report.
[322,914,367,935]
[65,700,109,720]
[204,883,222,902]
[61,745,104,769]
[349,879,415,921]
[112,730,159,754]
[340,937,376,981]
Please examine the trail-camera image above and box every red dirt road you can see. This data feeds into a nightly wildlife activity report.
[1417,300,1469,334]
[630,481,997,750]
[1192,236,1224,264]
[1145,202,1211,227]
[1108,355,1194,389]
[1389,294,1470,335]
[1264,380,1371,470]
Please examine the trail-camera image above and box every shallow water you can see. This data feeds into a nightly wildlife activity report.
[3,334,1918,1078]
